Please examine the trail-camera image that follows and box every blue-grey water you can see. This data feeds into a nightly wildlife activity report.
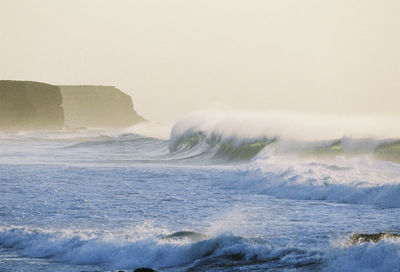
[1,121,400,272]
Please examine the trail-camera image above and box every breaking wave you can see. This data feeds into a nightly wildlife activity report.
[5,110,400,164]
[233,162,400,208]
[324,234,400,272]
[3,111,400,208]
[0,226,322,271]
[169,111,400,163]
[2,226,400,271]
[165,111,400,208]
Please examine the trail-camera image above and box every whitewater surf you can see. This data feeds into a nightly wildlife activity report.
[1,111,400,272]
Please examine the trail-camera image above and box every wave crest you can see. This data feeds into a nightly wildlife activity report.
[169,111,400,163]
[169,130,274,161]
[0,227,322,271]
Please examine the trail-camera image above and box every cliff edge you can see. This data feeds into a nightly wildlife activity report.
[0,80,64,130]
[59,85,145,128]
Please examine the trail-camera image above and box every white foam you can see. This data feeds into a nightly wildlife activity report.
[325,238,400,272]
[228,149,400,208]
[2,226,399,271]
[0,225,321,270]
[124,121,172,140]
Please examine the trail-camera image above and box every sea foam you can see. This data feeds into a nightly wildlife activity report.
[0,226,321,270]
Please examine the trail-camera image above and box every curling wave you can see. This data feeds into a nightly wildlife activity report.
[169,111,400,163]
[6,111,399,164]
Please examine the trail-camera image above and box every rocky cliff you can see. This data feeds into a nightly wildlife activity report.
[59,85,144,129]
[0,80,64,130]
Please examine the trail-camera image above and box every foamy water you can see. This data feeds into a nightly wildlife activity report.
[1,111,400,271]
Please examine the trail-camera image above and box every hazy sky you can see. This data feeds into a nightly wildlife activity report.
[1,0,399,122]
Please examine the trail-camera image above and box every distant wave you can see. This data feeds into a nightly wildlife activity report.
[3,111,400,164]
[64,133,163,149]
[167,111,400,208]
[62,131,400,207]
[169,130,274,161]
[169,111,400,163]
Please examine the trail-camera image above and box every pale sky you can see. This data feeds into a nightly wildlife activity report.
[1,0,399,122]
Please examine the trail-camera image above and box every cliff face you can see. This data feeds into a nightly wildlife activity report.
[0,81,144,130]
[0,80,64,130]
[59,85,144,128]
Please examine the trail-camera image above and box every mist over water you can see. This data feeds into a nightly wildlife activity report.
[1,110,400,271]
[172,110,400,141]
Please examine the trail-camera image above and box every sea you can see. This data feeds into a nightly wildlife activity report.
[1,111,400,272]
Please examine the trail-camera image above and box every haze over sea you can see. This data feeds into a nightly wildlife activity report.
[1,111,400,272]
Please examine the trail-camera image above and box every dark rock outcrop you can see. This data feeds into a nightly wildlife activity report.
[59,85,144,129]
[133,268,156,272]
[0,80,64,130]
[349,233,400,244]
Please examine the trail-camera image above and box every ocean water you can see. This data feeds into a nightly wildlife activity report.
[1,112,400,272]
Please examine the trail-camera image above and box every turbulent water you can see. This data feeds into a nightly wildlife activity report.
[1,112,400,272]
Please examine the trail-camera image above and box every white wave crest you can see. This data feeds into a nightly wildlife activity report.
[171,110,400,143]
[0,226,322,270]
